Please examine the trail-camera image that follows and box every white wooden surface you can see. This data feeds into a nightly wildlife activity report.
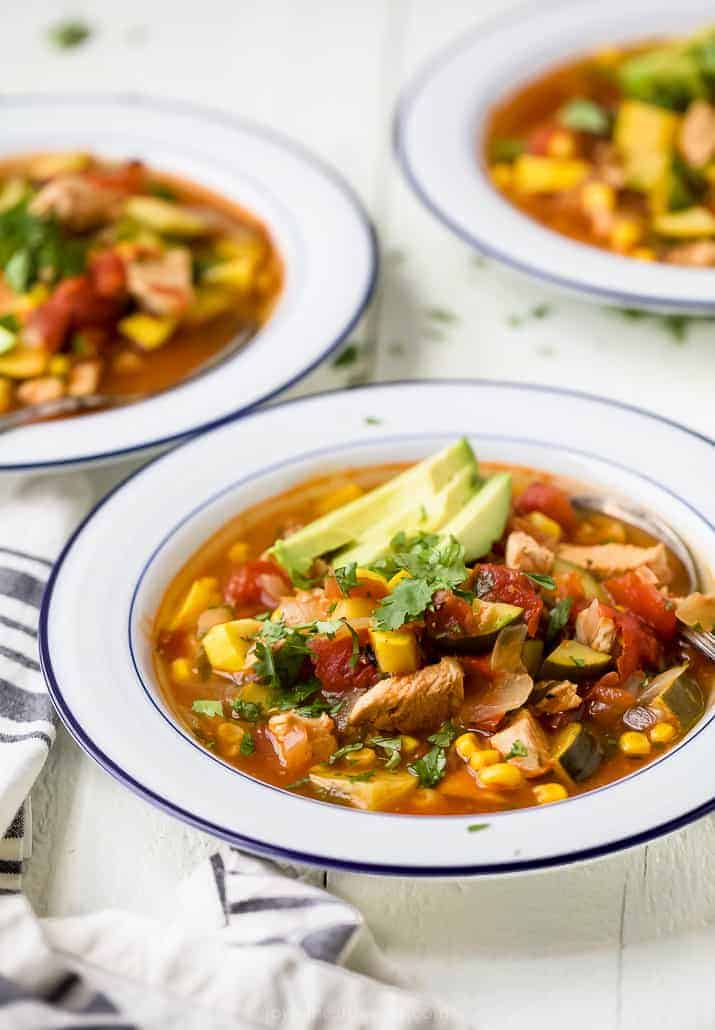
[7,0,715,1026]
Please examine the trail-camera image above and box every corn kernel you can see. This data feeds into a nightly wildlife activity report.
[632,247,656,262]
[525,510,562,543]
[547,129,576,159]
[216,720,245,758]
[346,747,376,769]
[455,732,480,761]
[468,749,501,773]
[490,162,513,189]
[478,762,525,790]
[314,482,363,516]
[581,181,615,214]
[400,735,420,755]
[619,731,651,757]
[609,217,643,253]
[650,722,676,745]
[48,355,71,377]
[533,782,568,805]
[388,570,411,590]
[227,540,250,563]
[170,658,193,684]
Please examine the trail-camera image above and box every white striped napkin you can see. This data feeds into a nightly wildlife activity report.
[0,473,472,1030]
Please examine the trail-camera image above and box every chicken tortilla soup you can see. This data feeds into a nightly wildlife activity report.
[485,24,715,265]
[154,441,714,815]
[0,152,282,416]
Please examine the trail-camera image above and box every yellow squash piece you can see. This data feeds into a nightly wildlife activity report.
[0,178,28,213]
[227,540,250,563]
[203,255,260,291]
[615,100,679,158]
[125,196,207,237]
[0,347,48,379]
[653,206,715,238]
[332,597,377,621]
[119,313,177,350]
[512,155,589,194]
[28,151,90,178]
[307,767,417,811]
[170,658,193,684]
[369,629,419,675]
[202,618,262,673]
[184,286,236,326]
[170,577,222,631]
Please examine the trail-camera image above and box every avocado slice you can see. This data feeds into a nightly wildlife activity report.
[270,438,477,582]
[334,462,480,567]
[618,47,707,111]
[439,472,511,562]
[124,196,208,237]
[540,640,612,682]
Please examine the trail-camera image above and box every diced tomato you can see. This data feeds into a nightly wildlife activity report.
[89,250,127,299]
[527,124,559,155]
[224,559,291,610]
[583,677,634,728]
[24,274,122,353]
[599,604,661,682]
[84,160,147,194]
[471,564,543,636]
[425,589,476,639]
[459,655,494,681]
[514,481,577,533]
[309,634,379,693]
[604,571,677,640]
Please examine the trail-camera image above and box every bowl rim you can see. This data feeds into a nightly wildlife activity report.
[0,92,379,472]
[39,379,715,876]
[393,0,715,312]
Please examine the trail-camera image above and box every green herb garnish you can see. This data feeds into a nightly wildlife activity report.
[191,699,224,718]
[526,572,556,591]
[334,562,359,595]
[368,736,402,770]
[571,657,586,668]
[546,597,573,643]
[48,19,92,49]
[372,532,469,631]
[240,731,256,756]
[505,739,528,760]
[558,97,611,135]
[329,742,365,764]
[467,822,489,833]
[333,344,360,368]
[232,698,264,722]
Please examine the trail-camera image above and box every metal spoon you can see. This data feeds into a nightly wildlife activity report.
[572,493,715,661]
[0,323,258,434]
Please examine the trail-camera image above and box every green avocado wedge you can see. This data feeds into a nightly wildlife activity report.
[440,472,512,562]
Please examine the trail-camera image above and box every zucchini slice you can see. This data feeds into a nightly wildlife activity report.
[522,639,544,677]
[541,640,612,682]
[552,557,607,602]
[552,722,603,782]
[432,599,523,654]
[646,667,704,731]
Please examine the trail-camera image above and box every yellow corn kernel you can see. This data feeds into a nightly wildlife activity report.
[609,217,643,253]
[619,731,651,757]
[170,658,193,684]
[119,313,177,350]
[170,577,222,631]
[650,722,676,745]
[525,510,562,543]
[216,720,246,758]
[533,782,568,805]
[490,162,513,190]
[369,629,419,675]
[0,347,48,379]
[204,255,259,291]
[202,618,262,673]
[346,747,377,769]
[48,355,71,377]
[581,181,615,214]
[314,482,364,516]
[227,540,250,563]
[333,597,376,621]
[632,246,656,262]
[388,570,411,590]
[455,732,480,762]
[0,377,12,413]
[468,749,501,773]
[400,735,419,755]
[547,129,576,159]
[478,762,525,790]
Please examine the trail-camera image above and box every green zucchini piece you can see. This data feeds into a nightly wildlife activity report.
[552,558,607,602]
[652,672,704,731]
[522,639,544,677]
[541,639,612,681]
[431,600,523,654]
[552,722,603,782]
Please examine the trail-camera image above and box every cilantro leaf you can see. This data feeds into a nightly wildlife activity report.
[505,739,528,760]
[408,745,447,787]
[546,597,573,643]
[427,720,458,748]
[467,823,489,833]
[334,562,358,595]
[525,572,556,591]
[240,731,255,756]
[558,97,610,135]
[571,656,586,668]
[368,736,402,770]
[329,742,365,764]
[191,699,224,718]
[374,578,434,630]
[347,770,375,782]
[48,19,92,49]
[332,344,360,368]
[232,698,264,722]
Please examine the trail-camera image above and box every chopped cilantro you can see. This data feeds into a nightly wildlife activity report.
[0,313,20,334]
[467,822,489,833]
[287,776,311,789]
[240,731,255,756]
[365,416,382,425]
[489,137,524,162]
[332,344,360,368]
[408,746,447,788]
[425,306,459,324]
[546,597,573,643]
[149,181,178,201]
[334,562,358,595]
[505,739,528,760]
[232,698,264,722]
[526,572,556,591]
[347,770,375,783]
[372,532,469,630]
[48,18,91,49]
[368,736,402,770]
[558,98,610,135]
[329,742,365,764]
[571,656,586,668]
[191,699,224,718]
[427,720,458,749]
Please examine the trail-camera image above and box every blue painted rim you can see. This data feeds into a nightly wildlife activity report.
[39,379,715,876]
[392,0,715,313]
[0,92,379,473]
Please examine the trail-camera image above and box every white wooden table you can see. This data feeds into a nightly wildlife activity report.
[9,0,715,1026]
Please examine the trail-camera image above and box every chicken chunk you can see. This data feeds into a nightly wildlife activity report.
[125,247,194,318]
[67,358,102,397]
[348,657,463,734]
[277,588,333,627]
[575,598,616,654]
[266,711,337,779]
[678,100,715,169]
[557,542,672,585]
[16,376,65,406]
[29,174,123,231]
[505,530,555,575]
[533,680,581,716]
[674,592,715,633]
[489,710,551,777]
[666,240,715,267]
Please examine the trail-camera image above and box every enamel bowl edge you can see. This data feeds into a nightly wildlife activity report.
[0,93,377,472]
[394,0,715,313]
[40,381,715,876]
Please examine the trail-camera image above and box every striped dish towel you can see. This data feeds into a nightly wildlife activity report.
[0,474,471,1030]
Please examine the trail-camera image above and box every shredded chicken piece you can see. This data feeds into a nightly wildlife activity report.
[678,99,715,168]
[277,588,332,627]
[348,657,463,734]
[489,710,551,777]
[666,240,715,267]
[125,247,194,317]
[67,359,102,397]
[674,592,715,633]
[533,680,581,716]
[505,531,555,575]
[575,598,616,654]
[29,174,123,231]
[16,376,65,406]
[267,711,336,778]
[557,542,672,585]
